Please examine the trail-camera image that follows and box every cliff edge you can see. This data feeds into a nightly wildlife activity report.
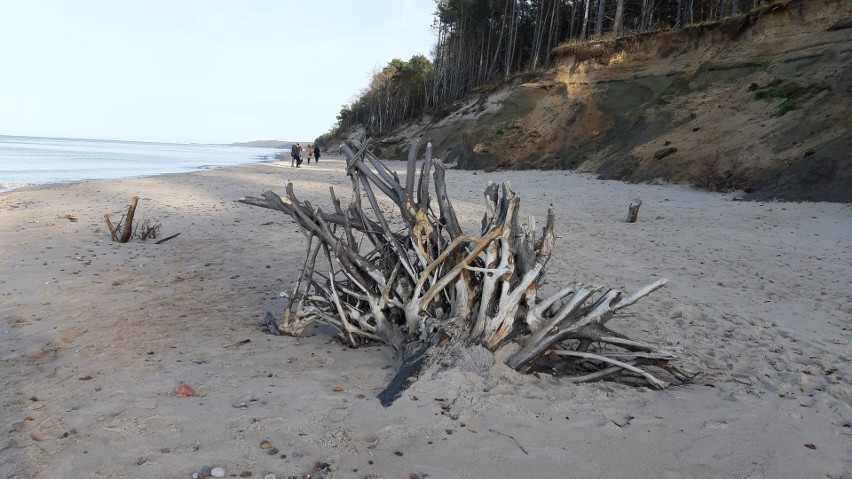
[370,0,851,202]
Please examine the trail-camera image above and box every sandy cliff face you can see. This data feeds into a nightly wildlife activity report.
[381,0,851,202]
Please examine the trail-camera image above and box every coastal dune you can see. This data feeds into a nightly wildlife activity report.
[0,157,849,478]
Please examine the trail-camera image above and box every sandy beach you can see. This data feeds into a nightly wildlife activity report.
[1,156,849,478]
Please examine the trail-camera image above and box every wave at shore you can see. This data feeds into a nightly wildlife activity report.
[0,135,279,192]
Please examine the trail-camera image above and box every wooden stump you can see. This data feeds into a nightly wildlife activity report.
[627,198,642,223]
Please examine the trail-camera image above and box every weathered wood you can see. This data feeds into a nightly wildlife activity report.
[104,214,119,242]
[627,198,642,223]
[120,196,139,243]
[239,138,690,404]
[154,232,181,244]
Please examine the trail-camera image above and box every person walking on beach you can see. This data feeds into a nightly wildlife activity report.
[314,145,321,163]
[306,144,314,164]
[291,143,302,167]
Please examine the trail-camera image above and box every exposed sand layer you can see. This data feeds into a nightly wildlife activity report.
[1,157,849,478]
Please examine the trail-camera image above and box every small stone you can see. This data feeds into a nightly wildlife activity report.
[264,474,277,479]
[394,451,404,456]
[267,447,279,455]
[240,472,252,478]
[137,457,147,465]
[200,466,212,475]
[260,440,271,449]
[232,401,248,409]
[210,467,226,477]
[175,383,197,397]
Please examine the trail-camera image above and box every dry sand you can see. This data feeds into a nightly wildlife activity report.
[1,157,850,478]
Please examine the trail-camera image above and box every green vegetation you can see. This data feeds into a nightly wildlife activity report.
[720,0,791,37]
[495,120,518,136]
[320,0,806,144]
[753,81,827,116]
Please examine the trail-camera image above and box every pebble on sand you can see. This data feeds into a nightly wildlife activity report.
[176,383,197,397]
[210,466,226,477]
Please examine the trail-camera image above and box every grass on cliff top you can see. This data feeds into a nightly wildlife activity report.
[684,0,791,37]
[551,0,791,61]
[551,38,617,60]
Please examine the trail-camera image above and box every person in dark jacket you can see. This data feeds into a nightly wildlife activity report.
[291,143,302,167]
[313,145,321,163]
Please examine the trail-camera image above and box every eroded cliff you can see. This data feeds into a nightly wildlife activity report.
[370,0,851,202]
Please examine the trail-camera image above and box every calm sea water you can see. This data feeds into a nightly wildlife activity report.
[0,135,282,192]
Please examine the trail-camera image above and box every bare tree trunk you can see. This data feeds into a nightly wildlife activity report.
[595,0,606,37]
[613,0,625,36]
[640,0,650,31]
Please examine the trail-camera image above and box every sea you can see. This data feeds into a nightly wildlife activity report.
[0,135,283,192]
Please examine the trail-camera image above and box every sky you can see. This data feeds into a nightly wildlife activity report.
[0,1,437,144]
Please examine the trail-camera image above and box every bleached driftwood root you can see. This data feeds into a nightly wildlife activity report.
[239,139,693,404]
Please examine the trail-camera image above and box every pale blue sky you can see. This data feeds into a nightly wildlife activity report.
[0,1,436,144]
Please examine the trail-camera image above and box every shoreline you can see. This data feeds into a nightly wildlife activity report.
[0,158,281,196]
[0,135,281,195]
[1,158,849,478]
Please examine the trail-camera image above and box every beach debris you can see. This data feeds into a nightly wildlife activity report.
[60,214,78,222]
[155,232,181,244]
[134,216,159,240]
[175,383,197,397]
[489,428,528,455]
[222,339,251,348]
[115,196,138,243]
[627,198,642,223]
[239,138,694,406]
[103,196,176,243]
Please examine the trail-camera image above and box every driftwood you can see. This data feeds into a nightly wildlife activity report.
[104,214,119,241]
[154,232,181,244]
[104,197,176,244]
[627,198,642,223]
[239,139,692,404]
[120,196,139,243]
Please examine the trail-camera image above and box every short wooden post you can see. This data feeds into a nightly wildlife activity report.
[627,198,642,223]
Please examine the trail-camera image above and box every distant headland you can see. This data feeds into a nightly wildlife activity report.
[230,140,292,149]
